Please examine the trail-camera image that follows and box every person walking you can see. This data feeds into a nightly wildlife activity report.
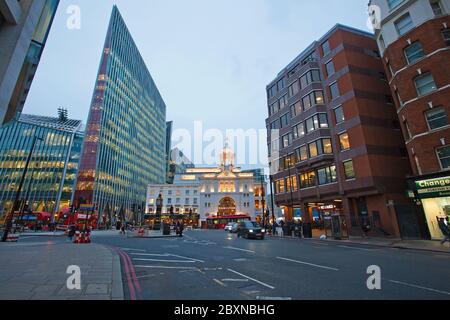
[67,224,76,242]
[437,217,450,245]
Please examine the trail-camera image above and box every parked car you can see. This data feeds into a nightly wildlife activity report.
[224,222,238,233]
[237,221,265,240]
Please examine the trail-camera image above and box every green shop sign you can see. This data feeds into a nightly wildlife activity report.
[415,176,450,199]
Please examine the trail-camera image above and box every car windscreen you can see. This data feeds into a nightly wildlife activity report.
[251,222,261,228]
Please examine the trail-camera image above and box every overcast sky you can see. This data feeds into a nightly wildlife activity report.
[24,0,371,167]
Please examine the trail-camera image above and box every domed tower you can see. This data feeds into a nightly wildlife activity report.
[219,141,235,171]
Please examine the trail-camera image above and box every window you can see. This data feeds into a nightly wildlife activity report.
[270,119,280,130]
[299,69,321,90]
[430,0,443,16]
[325,60,335,77]
[415,73,437,96]
[282,133,293,148]
[186,190,190,195]
[343,160,356,180]
[277,78,286,91]
[288,81,300,97]
[295,145,308,163]
[280,113,290,128]
[437,146,450,169]
[426,107,448,130]
[293,123,305,139]
[277,179,286,194]
[302,52,317,64]
[288,64,299,78]
[308,138,333,158]
[404,42,425,64]
[339,132,350,151]
[334,106,345,124]
[302,90,324,111]
[185,198,190,205]
[279,95,288,109]
[300,171,316,189]
[395,13,414,36]
[290,101,302,118]
[442,29,450,46]
[305,113,329,134]
[270,101,279,115]
[322,40,331,56]
[388,0,404,10]
[329,82,340,100]
[268,85,276,99]
[317,165,337,185]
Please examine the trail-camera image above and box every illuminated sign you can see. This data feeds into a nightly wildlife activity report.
[415,176,450,199]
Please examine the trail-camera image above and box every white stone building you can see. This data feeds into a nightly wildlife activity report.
[146,146,266,227]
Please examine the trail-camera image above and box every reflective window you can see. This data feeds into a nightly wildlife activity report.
[404,42,425,64]
[437,146,450,169]
[395,13,414,36]
[334,106,345,124]
[414,73,437,96]
[426,107,448,130]
[343,160,356,180]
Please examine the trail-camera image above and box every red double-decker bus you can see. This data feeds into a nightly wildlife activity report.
[206,215,251,230]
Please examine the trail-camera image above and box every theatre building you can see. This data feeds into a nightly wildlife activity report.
[266,24,418,238]
[146,146,267,228]
[369,0,450,239]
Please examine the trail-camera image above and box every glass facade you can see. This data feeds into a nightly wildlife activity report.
[73,6,167,222]
[0,114,83,216]
[4,0,60,124]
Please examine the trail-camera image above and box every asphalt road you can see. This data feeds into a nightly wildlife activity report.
[94,230,450,300]
[19,230,450,300]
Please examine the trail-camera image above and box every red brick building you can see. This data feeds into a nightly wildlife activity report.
[369,0,450,239]
[266,24,418,239]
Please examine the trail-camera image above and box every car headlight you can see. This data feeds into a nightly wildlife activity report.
[249,230,254,233]
[262,229,266,233]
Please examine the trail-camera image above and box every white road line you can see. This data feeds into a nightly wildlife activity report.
[132,258,196,263]
[227,268,275,290]
[276,257,339,271]
[223,246,255,254]
[388,280,450,296]
[221,278,249,283]
[257,296,292,300]
[213,279,227,287]
[134,265,198,270]
[121,248,146,252]
[130,253,169,257]
[337,245,373,251]
[168,254,205,263]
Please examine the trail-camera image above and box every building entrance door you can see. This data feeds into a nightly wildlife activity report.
[218,197,236,216]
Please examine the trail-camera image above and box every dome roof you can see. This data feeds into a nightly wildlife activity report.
[220,143,235,167]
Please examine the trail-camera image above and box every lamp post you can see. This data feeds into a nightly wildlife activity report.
[2,136,43,242]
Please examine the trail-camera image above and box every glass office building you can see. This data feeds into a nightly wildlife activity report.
[0,113,83,217]
[0,0,60,125]
[73,6,167,222]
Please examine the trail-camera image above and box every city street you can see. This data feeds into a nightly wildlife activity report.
[11,230,450,300]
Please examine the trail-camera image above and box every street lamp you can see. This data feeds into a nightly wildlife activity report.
[2,136,43,242]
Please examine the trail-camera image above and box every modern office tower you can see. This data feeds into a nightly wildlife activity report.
[368,0,450,239]
[266,24,421,239]
[166,121,173,184]
[73,6,167,223]
[0,0,60,125]
[0,112,83,217]
[166,147,195,185]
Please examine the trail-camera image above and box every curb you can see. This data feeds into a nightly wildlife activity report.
[127,235,180,239]
[268,235,450,254]
[19,233,66,237]
[111,251,124,300]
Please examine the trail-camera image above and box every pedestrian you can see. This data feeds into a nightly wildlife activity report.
[437,217,450,245]
[68,224,76,242]
[361,218,370,238]
[120,223,126,235]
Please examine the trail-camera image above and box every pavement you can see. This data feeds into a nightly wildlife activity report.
[0,240,124,300]
[269,234,450,253]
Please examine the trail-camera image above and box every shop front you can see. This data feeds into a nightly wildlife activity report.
[409,173,450,240]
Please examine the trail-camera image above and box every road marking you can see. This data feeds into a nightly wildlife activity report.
[337,245,373,251]
[257,296,292,300]
[276,257,339,271]
[168,254,205,263]
[132,258,196,263]
[221,278,249,283]
[387,279,450,296]
[223,246,255,254]
[213,279,227,287]
[134,265,198,270]
[227,268,275,290]
[121,248,146,252]
[234,258,248,262]
[130,253,169,257]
